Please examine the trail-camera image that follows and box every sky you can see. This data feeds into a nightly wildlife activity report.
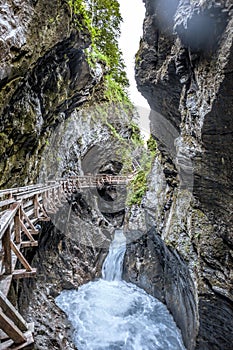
[118,0,147,107]
[118,0,150,137]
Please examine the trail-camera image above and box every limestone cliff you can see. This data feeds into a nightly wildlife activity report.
[0,1,135,348]
[124,1,233,349]
[0,0,105,188]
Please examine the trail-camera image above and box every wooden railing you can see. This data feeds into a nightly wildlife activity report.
[0,174,133,349]
[0,181,67,349]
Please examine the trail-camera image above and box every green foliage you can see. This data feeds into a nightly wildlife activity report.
[147,134,157,154]
[127,170,147,206]
[127,136,158,206]
[130,121,144,146]
[68,0,130,105]
[104,74,131,105]
[105,121,124,141]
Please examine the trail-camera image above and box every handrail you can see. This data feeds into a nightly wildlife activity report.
[0,184,45,197]
[0,173,136,348]
[0,174,134,198]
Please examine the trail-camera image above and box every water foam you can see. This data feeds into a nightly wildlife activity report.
[56,230,186,350]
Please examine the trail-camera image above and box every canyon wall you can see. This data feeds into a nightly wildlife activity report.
[0,0,102,188]
[0,1,134,348]
[1,0,233,349]
[124,1,233,349]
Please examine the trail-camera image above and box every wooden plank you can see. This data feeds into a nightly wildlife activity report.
[0,328,8,340]
[23,208,34,219]
[37,200,49,219]
[12,269,37,279]
[21,241,38,248]
[22,200,34,209]
[0,291,28,332]
[11,330,34,350]
[0,199,16,208]
[0,338,14,349]
[2,227,12,275]
[0,327,34,350]
[0,309,26,344]
[0,204,20,240]
[10,242,32,272]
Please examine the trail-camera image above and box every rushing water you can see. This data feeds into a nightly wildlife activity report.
[56,230,186,350]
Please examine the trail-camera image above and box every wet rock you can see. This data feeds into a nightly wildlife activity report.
[123,227,198,350]
[133,0,233,349]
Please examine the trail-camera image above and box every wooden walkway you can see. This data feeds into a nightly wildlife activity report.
[0,174,132,349]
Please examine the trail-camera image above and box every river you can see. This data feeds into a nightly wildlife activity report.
[55,230,186,350]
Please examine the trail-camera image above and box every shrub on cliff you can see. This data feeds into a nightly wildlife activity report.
[68,0,130,105]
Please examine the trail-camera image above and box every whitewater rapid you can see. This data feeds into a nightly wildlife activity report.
[56,230,186,350]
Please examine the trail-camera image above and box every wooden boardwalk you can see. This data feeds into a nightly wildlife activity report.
[0,174,132,349]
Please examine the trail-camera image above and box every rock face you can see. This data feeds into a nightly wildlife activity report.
[124,1,233,349]
[123,227,198,349]
[0,0,99,188]
[0,1,135,348]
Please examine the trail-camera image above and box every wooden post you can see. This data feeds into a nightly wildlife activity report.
[0,309,26,344]
[10,242,32,272]
[34,194,39,219]
[14,207,21,244]
[0,291,28,332]
[2,227,12,275]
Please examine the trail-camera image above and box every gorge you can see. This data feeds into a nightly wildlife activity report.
[0,0,232,350]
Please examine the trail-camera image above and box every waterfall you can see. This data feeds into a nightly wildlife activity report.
[56,230,186,350]
[102,229,126,281]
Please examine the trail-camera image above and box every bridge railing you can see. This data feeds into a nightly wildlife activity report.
[0,174,134,348]
[0,181,68,349]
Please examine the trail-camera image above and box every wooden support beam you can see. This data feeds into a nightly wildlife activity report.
[19,219,36,243]
[2,227,12,275]
[10,242,32,272]
[36,198,49,219]
[0,339,14,349]
[0,328,8,341]
[0,308,26,344]
[21,209,38,234]
[0,291,28,332]
[12,269,37,279]
[0,323,34,349]
[21,241,38,248]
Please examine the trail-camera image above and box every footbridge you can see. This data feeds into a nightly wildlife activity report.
[0,174,133,349]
